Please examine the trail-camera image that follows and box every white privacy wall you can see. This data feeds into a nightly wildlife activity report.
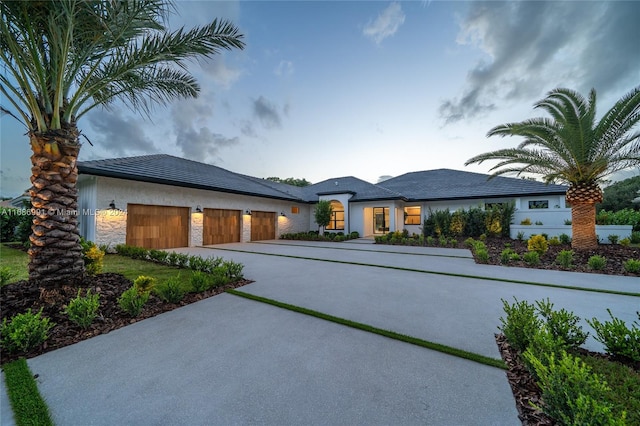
[82,176,310,247]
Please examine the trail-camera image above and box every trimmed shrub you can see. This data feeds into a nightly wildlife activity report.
[588,255,607,270]
[527,234,549,255]
[156,275,185,303]
[623,259,640,273]
[1,308,54,353]
[83,245,105,275]
[474,248,489,264]
[523,350,626,425]
[64,289,100,329]
[588,309,640,362]
[555,250,574,269]
[499,298,541,352]
[500,248,517,264]
[523,251,540,265]
[190,271,211,292]
[118,287,149,317]
[133,276,156,295]
[631,231,640,244]
[607,234,619,245]
[223,260,244,281]
[536,299,588,350]
[558,233,571,245]
[0,266,16,287]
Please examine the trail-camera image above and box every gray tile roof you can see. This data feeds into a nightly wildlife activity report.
[378,169,567,201]
[78,155,568,204]
[77,154,302,201]
[303,177,404,202]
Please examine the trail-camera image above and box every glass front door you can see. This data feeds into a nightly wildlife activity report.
[373,207,390,234]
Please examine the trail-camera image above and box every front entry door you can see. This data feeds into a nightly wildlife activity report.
[373,207,390,234]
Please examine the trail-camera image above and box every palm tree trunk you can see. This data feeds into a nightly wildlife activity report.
[28,131,85,288]
[570,202,598,249]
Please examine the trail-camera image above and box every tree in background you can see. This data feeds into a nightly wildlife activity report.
[266,177,311,187]
[314,200,332,236]
[466,87,640,249]
[598,176,640,212]
[0,0,244,287]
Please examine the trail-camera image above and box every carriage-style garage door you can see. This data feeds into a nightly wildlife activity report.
[251,211,275,241]
[203,208,241,245]
[126,204,189,249]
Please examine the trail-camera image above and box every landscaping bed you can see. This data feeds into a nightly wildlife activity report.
[0,272,251,365]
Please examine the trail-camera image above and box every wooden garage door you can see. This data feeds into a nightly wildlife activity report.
[251,211,275,241]
[126,204,189,249]
[203,209,241,245]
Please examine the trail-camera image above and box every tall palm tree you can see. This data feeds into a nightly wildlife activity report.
[0,0,244,287]
[466,87,640,249]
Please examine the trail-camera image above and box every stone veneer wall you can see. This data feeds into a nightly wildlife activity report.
[92,176,310,248]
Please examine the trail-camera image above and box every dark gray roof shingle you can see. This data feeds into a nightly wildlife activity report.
[78,154,302,201]
[378,169,567,201]
[78,155,568,204]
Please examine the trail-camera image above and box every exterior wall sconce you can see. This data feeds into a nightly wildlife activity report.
[245,209,252,215]
[108,200,117,210]
[280,212,286,217]
[195,205,202,213]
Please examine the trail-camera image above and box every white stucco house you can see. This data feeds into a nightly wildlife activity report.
[77,154,573,249]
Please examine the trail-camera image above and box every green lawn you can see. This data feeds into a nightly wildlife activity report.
[0,244,195,288]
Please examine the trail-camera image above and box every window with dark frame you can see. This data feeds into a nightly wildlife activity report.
[326,210,344,230]
[404,206,421,225]
[528,200,549,209]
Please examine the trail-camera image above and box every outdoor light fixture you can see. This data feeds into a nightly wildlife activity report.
[195,205,202,213]
[280,212,286,217]
[108,200,117,210]
[245,209,252,215]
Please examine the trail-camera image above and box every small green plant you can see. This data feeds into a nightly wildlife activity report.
[516,231,525,241]
[558,233,571,245]
[536,299,587,350]
[156,275,185,303]
[523,350,626,425]
[190,271,211,292]
[548,236,561,246]
[587,309,640,362]
[148,249,169,264]
[630,231,640,244]
[555,249,574,269]
[0,308,54,353]
[117,286,149,317]
[534,220,543,225]
[563,219,572,225]
[523,250,540,265]
[0,266,16,286]
[133,275,156,295]
[620,238,631,246]
[520,218,532,225]
[463,237,475,248]
[588,255,607,270]
[607,234,619,245]
[223,260,244,280]
[83,244,105,275]
[527,234,549,255]
[498,297,542,352]
[623,259,640,273]
[474,247,489,264]
[64,289,100,329]
[500,248,517,264]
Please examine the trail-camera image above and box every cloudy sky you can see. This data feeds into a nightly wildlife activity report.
[1,0,639,197]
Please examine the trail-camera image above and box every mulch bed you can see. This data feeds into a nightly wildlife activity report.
[0,273,251,365]
[495,333,640,425]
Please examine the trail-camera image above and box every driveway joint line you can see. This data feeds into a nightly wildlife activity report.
[250,241,473,260]
[198,246,640,298]
[226,289,507,370]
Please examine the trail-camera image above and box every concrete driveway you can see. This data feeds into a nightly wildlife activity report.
[3,240,638,425]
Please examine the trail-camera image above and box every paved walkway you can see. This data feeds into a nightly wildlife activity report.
[2,241,638,425]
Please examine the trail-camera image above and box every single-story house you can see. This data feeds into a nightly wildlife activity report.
[77,154,571,249]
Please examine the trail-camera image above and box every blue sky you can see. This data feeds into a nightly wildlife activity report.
[2,1,639,197]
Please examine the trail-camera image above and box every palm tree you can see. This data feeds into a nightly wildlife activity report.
[0,0,244,287]
[466,87,640,250]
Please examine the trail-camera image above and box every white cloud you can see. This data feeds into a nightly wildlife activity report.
[201,57,243,89]
[363,2,406,45]
[275,60,294,77]
[440,1,640,124]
